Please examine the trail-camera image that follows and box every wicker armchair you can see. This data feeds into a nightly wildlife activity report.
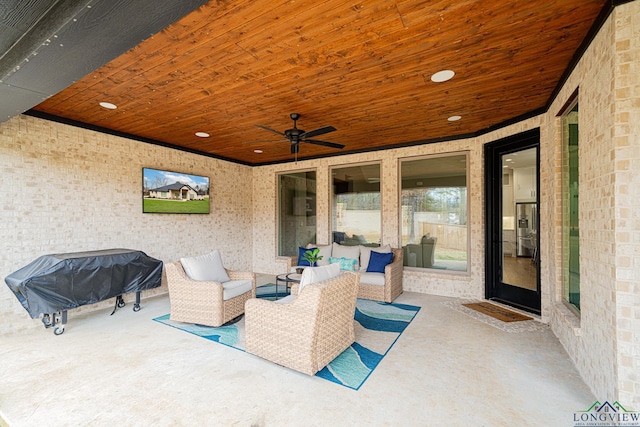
[358,248,403,303]
[245,271,359,375]
[165,261,255,327]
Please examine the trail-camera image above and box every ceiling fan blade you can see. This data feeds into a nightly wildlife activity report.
[300,125,336,139]
[255,124,285,137]
[304,139,345,149]
[290,142,300,155]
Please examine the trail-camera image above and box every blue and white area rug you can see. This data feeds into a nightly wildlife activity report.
[154,284,420,390]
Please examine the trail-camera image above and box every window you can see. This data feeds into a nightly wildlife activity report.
[400,154,468,271]
[331,163,381,246]
[278,170,316,256]
[562,100,580,311]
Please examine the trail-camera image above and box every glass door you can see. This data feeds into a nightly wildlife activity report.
[277,171,317,256]
[504,152,538,291]
[485,130,541,314]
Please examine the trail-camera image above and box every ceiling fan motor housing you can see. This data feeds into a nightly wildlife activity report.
[285,128,304,141]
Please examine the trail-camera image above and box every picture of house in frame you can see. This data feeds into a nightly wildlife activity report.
[143,168,210,214]
[148,183,204,201]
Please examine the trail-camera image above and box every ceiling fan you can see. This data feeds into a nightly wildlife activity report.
[253,113,345,154]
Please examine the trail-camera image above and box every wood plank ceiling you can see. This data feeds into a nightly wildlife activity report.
[32,0,608,165]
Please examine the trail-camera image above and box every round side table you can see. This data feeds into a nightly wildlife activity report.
[274,273,302,299]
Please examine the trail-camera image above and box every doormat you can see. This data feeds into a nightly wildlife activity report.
[441,300,547,333]
[462,302,532,322]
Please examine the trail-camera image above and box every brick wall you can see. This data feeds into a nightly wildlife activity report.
[612,1,640,409]
[546,2,640,408]
[0,115,253,335]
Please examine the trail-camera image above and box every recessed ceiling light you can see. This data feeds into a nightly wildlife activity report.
[506,158,513,162]
[195,132,210,138]
[447,115,462,121]
[431,70,455,83]
[254,149,263,154]
[99,102,117,110]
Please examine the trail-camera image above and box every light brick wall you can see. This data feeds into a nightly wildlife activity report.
[546,2,640,408]
[0,115,253,335]
[548,3,618,402]
[613,2,640,409]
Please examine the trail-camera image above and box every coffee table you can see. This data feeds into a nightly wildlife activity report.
[275,273,302,299]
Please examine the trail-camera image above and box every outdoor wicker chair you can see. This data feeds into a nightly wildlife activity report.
[245,270,359,375]
[166,260,255,327]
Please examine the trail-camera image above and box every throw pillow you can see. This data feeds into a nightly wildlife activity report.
[328,256,357,271]
[332,243,360,270]
[298,246,315,266]
[359,244,391,271]
[366,251,394,273]
[298,263,341,291]
[180,250,230,283]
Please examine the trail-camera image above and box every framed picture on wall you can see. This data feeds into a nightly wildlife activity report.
[142,167,210,214]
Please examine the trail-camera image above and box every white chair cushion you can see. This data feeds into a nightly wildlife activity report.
[180,250,230,283]
[359,244,391,272]
[298,263,341,291]
[332,243,360,270]
[359,272,385,286]
[222,280,252,300]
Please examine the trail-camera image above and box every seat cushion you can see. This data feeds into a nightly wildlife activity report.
[360,272,385,286]
[222,280,252,300]
[298,263,341,291]
[180,250,230,283]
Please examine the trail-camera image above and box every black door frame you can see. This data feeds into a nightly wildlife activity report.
[484,128,541,314]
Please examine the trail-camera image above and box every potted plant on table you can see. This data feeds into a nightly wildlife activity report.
[302,248,323,268]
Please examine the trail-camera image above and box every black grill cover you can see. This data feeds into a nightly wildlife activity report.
[5,249,163,318]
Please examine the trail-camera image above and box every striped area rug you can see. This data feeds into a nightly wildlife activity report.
[154,284,420,390]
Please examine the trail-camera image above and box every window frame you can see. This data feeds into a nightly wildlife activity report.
[276,168,317,257]
[329,161,383,247]
[560,95,580,315]
[397,151,470,274]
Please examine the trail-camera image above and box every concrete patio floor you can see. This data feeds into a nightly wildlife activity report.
[0,275,594,427]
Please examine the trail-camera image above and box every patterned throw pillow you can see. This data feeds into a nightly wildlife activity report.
[328,256,357,271]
